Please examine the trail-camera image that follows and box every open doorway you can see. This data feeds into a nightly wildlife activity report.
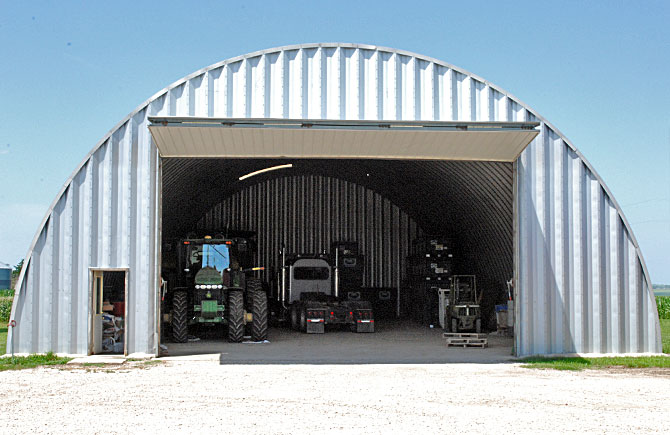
[90,269,127,355]
[157,158,516,360]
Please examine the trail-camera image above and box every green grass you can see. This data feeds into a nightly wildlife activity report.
[0,351,72,371]
[520,355,670,371]
[0,326,6,355]
[0,298,11,323]
[661,319,670,354]
[1,289,14,355]
[656,296,670,319]
[521,316,670,370]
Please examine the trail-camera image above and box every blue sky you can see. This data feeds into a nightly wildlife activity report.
[1,1,669,282]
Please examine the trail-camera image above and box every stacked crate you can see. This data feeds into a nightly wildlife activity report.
[332,241,364,293]
[407,237,455,325]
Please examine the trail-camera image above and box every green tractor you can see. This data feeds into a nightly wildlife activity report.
[164,234,268,343]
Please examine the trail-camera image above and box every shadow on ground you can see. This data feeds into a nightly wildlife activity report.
[163,320,514,365]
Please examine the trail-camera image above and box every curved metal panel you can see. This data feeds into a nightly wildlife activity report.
[10,43,660,356]
[516,132,661,354]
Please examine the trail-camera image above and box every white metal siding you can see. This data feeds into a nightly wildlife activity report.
[9,43,661,356]
[10,114,160,355]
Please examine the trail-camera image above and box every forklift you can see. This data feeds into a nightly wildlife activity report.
[446,275,482,333]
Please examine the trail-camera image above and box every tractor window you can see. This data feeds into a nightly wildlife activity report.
[202,244,230,272]
[294,267,330,280]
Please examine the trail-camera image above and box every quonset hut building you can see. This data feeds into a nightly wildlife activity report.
[8,43,662,357]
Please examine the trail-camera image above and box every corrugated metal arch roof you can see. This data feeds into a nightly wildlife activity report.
[10,43,659,356]
[15,43,650,292]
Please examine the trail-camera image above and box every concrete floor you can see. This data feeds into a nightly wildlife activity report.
[163,320,515,364]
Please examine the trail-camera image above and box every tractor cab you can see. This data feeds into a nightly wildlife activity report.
[179,236,254,290]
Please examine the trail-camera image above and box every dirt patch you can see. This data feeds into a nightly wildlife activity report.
[600,366,670,377]
[59,359,167,373]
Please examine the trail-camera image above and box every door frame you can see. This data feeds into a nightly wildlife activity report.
[88,267,129,356]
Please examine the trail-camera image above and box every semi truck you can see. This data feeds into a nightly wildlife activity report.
[162,234,268,343]
[274,242,374,333]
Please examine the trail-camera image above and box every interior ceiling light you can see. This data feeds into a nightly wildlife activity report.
[238,163,293,181]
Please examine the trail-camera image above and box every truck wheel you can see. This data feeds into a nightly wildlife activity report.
[248,279,268,341]
[228,290,244,343]
[476,318,482,334]
[290,305,299,331]
[451,318,458,333]
[299,308,307,333]
[172,291,188,343]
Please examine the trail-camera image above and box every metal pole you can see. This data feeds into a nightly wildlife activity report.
[281,246,287,307]
[334,247,339,298]
[396,248,401,318]
[9,320,16,362]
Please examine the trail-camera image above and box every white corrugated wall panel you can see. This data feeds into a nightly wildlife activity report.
[9,114,161,355]
[9,43,661,356]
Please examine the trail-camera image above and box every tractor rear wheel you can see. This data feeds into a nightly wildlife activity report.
[475,318,482,334]
[172,291,188,343]
[228,290,244,343]
[248,279,268,341]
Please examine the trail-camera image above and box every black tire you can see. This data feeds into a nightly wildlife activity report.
[172,291,188,343]
[248,279,268,341]
[228,290,244,343]
[290,305,300,331]
[451,318,458,333]
[300,307,307,332]
[475,318,482,334]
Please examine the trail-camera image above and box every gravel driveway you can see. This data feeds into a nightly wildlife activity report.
[1,357,668,434]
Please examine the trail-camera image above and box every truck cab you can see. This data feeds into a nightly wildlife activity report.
[287,256,332,303]
[276,245,374,334]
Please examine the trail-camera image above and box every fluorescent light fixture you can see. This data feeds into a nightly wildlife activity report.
[238,163,293,181]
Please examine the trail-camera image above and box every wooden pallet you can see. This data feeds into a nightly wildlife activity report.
[443,332,486,339]
[443,332,488,348]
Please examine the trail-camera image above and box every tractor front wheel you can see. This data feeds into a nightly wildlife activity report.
[228,290,244,343]
[451,318,458,333]
[172,291,188,343]
[248,279,268,342]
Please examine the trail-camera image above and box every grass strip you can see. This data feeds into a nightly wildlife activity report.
[0,351,72,371]
[0,326,6,355]
[660,319,670,354]
[520,355,670,371]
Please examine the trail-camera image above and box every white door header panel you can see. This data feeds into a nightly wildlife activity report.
[149,118,539,162]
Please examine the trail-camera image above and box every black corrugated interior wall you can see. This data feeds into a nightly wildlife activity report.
[197,175,423,289]
[162,158,514,325]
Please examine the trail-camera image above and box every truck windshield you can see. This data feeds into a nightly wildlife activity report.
[202,244,230,272]
[294,267,330,280]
